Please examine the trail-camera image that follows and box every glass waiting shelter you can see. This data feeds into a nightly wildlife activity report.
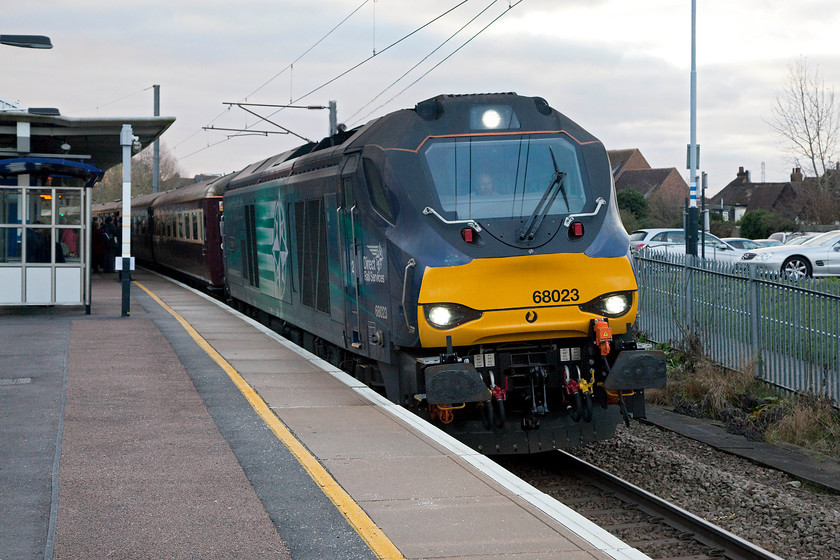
[0,158,102,310]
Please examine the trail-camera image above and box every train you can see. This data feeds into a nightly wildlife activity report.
[95,92,666,454]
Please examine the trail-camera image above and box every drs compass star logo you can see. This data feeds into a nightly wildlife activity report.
[363,242,386,284]
[272,200,289,299]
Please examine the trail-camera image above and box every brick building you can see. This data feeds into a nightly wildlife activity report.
[607,148,689,204]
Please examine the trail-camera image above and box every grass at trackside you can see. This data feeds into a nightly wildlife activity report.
[645,332,840,461]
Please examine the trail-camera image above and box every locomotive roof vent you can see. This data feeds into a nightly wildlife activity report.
[415,98,443,121]
[533,97,553,115]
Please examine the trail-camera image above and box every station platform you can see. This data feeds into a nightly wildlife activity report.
[0,270,649,560]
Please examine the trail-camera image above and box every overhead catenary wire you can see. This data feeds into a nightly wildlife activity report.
[179,134,243,161]
[178,0,511,163]
[179,0,470,161]
[244,0,371,102]
[222,102,315,142]
[345,0,500,126]
[71,85,155,114]
[174,0,370,153]
[228,0,470,143]
[284,0,469,108]
[351,0,525,125]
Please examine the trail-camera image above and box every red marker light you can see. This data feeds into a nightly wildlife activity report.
[461,227,475,243]
[569,221,584,239]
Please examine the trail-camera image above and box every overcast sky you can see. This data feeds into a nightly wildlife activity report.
[5,0,840,194]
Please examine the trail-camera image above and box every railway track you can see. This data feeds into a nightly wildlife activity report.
[496,451,785,560]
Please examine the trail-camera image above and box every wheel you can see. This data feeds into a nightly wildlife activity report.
[782,256,811,280]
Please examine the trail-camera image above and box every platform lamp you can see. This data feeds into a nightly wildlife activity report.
[0,35,53,49]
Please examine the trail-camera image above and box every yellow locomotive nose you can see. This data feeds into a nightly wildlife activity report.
[416,253,637,347]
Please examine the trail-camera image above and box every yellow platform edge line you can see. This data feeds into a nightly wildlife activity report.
[135,281,405,560]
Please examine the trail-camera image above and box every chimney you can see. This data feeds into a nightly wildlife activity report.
[736,166,750,183]
[791,167,803,183]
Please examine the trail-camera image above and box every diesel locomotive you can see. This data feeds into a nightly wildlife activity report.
[219,92,665,453]
[113,93,665,453]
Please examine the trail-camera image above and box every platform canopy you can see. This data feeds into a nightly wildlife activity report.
[0,108,175,171]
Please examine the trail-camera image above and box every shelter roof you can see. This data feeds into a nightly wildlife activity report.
[0,108,174,171]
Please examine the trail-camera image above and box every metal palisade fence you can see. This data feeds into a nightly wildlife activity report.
[634,251,840,407]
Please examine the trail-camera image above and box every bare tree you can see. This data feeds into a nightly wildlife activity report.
[94,141,182,204]
[769,57,839,179]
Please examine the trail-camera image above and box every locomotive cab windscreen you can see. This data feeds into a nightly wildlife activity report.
[421,133,589,248]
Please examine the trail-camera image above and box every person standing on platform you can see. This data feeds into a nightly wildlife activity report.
[60,225,78,258]
[25,223,49,263]
[92,217,104,272]
[101,215,119,273]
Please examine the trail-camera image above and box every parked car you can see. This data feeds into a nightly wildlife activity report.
[784,233,820,245]
[630,229,748,263]
[769,231,819,244]
[741,230,840,279]
[629,228,685,253]
[722,237,763,250]
[753,239,783,248]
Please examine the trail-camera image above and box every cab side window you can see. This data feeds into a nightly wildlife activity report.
[363,158,395,224]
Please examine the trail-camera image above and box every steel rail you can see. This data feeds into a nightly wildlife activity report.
[557,450,785,560]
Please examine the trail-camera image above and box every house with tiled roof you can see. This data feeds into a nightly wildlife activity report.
[606,149,689,202]
[708,167,802,222]
[608,149,651,177]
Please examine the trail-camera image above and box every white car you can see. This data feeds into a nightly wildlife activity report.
[753,239,783,248]
[769,231,819,244]
[722,237,763,250]
[629,228,685,253]
[783,233,820,246]
[630,228,747,263]
[740,230,840,279]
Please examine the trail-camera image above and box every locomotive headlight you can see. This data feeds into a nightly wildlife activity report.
[470,105,520,130]
[423,303,483,329]
[580,292,632,318]
[481,109,502,129]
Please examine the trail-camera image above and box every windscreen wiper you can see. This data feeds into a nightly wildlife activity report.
[518,146,569,241]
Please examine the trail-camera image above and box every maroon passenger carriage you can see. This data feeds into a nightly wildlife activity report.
[126,191,159,265]
[94,174,231,290]
[141,176,230,290]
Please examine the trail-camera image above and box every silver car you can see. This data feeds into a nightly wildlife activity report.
[631,228,747,263]
[629,228,685,253]
[753,239,783,248]
[722,237,763,250]
[740,230,840,279]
